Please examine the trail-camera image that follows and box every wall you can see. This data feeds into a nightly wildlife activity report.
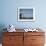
[0,0,46,29]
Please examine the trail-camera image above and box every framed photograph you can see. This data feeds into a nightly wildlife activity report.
[17,7,35,21]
